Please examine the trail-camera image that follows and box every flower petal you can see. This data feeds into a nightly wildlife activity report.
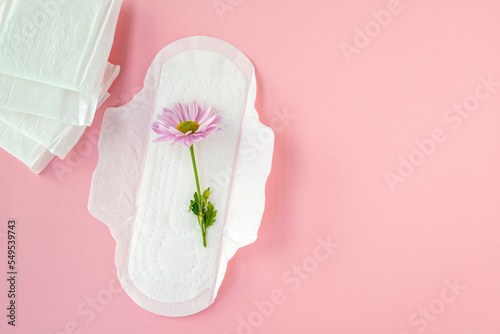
[152,134,176,142]
[212,114,223,125]
[193,135,205,142]
[180,103,190,119]
[158,113,178,127]
[184,135,194,147]
[189,101,198,120]
[203,114,218,126]
[197,106,212,123]
[205,125,219,132]
[169,127,184,135]
[196,122,208,133]
[173,102,188,122]
[172,106,185,123]
[161,108,172,117]
[172,102,183,114]
[151,122,161,133]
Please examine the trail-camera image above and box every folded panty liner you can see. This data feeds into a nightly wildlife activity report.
[0,69,115,174]
[0,0,123,125]
[0,63,120,159]
[88,36,274,317]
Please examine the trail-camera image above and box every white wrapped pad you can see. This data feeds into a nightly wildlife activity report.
[0,0,123,125]
[0,75,113,173]
[0,120,54,174]
[0,63,120,159]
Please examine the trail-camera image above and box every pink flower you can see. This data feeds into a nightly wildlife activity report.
[152,101,222,147]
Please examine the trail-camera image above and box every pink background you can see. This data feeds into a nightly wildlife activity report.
[2,0,500,333]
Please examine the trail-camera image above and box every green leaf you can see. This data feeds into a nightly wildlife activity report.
[189,201,199,216]
[189,192,201,216]
[203,201,217,228]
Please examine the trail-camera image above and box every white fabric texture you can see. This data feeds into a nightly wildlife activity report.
[0,63,120,159]
[0,0,122,125]
[0,70,116,174]
[88,36,274,317]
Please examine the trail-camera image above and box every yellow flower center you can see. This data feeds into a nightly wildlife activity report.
[177,121,200,134]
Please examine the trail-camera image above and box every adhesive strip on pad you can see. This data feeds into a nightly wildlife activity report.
[0,73,115,173]
[0,0,122,125]
[88,36,274,316]
[0,63,120,159]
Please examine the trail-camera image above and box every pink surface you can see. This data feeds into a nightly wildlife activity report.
[1,0,500,333]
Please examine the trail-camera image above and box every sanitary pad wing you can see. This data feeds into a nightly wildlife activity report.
[88,36,274,316]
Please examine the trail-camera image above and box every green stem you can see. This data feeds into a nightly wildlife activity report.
[190,145,201,198]
[199,220,206,248]
[190,145,206,247]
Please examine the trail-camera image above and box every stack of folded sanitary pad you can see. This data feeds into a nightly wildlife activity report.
[0,0,123,173]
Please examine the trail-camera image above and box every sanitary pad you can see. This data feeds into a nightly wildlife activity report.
[88,36,274,316]
[0,120,54,174]
[0,63,120,159]
[0,70,115,174]
[0,0,123,125]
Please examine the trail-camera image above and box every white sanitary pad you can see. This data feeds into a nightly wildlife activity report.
[0,120,55,174]
[0,0,123,125]
[88,36,274,317]
[0,63,120,159]
[0,70,115,174]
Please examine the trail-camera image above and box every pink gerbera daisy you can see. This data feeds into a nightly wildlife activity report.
[152,101,222,147]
